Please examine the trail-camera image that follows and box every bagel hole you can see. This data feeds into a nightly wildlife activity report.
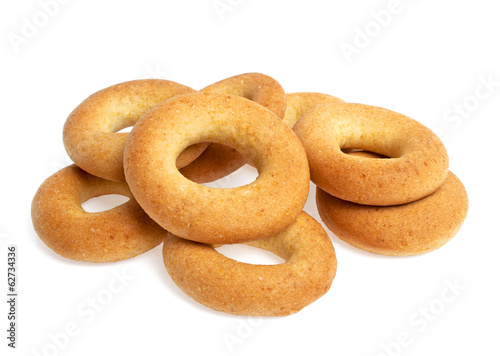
[215,244,285,265]
[342,148,389,159]
[81,194,130,212]
[115,126,133,133]
[201,164,259,189]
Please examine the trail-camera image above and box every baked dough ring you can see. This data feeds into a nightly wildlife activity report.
[124,92,310,244]
[63,79,207,182]
[180,73,286,183]
[294,103,449,205]
[316,171,468,256]
[162,212,337,316]
[31,165,164,262]
[283,92,344,128]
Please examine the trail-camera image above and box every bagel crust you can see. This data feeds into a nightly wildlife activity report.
[162,212,337,316]
[31,165,165,262]
[294,102,449,205]
[124,92,310,244]
[283,92,344,128]
[180,73,287,183]
[316,171,468,256]
[63,79,206,182]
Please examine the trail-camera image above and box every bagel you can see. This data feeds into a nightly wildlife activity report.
[31,165,164,262]
[180,73,287,183]
[294,103,449,205]
[316,171,468,256]
[124,92,310,244]
[283,92,344,128]
[63,79,207,182]
[203,72,287,119]
[162,212,337,316]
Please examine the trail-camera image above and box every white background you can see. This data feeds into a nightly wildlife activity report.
[1,0,499,355]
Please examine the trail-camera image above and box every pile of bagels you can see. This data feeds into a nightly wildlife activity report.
[31,73,468,317]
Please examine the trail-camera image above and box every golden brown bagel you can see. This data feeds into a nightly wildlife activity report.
[294,103,449,205]
[162,212,337,316]
[31,165,164,262]
[124,92,310,244]
[316,171,468,256]
[63,79,206,182]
